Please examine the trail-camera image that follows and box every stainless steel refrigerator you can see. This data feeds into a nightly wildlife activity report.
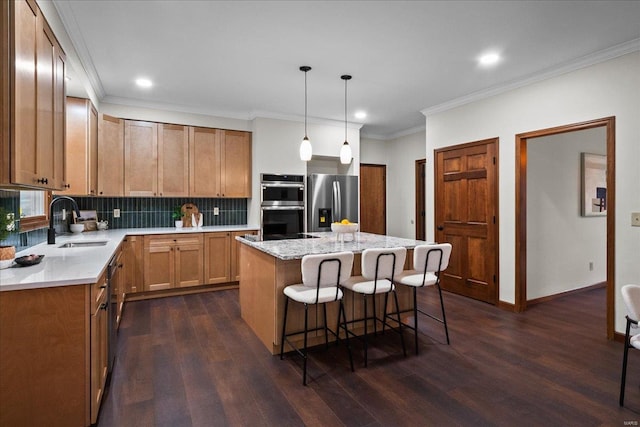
[307,174,359,232]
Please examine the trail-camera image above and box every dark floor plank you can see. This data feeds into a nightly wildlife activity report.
[98,287,640,426]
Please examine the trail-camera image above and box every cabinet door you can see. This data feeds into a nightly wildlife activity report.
[230,230,257,281]
[98,114,124,196]
[189,127,221,197]
[158,124,189,197]
[114,249,125,328]
[143,236,175,291]
[221,130,252,197]
[204,232,230,284]
[123,236,143,294]
[12,0,38,187]
[61,97,94,195]
[90,273,108,424]
[124,120,158,197]
[88,104,98,195]
[175,235,204,288]
[51,34,66,190]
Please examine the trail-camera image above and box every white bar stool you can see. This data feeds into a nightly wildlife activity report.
[279,251,354,386]
[341,247,407,367]
[393,243,452,354]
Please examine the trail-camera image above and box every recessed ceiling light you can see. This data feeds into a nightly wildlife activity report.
[354,111,367,120]
[135,78,153,88]
[478,52,501,67]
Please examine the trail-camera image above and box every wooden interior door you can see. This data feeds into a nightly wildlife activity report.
[360,164,386,234]
[435,138,498,304]
[415,159,426,240]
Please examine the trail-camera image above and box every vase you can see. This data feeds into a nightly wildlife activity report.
[175,220,183,229]
[0,245,16,269]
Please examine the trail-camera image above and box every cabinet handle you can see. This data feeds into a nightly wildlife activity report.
[118,263,123,268]
[99,302,108,310]
[36,177,48,184]
[63,183,71,189]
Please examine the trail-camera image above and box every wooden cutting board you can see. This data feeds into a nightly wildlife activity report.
[181,203,199,227]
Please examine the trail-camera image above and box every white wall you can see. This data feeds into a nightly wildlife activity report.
[527,127,607,300]
[250,117,360,228]
[386,131,426,239]
[424,52,640,333]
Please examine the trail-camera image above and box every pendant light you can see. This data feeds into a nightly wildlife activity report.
[299,66,312,161]
[340,74,352,164]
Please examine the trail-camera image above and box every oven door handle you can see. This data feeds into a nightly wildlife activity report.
[261,184,305,189]
[261,206,305,210]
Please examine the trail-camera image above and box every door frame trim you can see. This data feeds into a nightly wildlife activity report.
[515,116,615,339]
[415,158,426,240]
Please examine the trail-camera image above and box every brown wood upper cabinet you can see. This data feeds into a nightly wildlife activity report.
[158,123,189,197]
[1,0,67,190]
[124,120,158,196]
[190,127,252,197]
[58,97,98,195]
[98,114,125,196]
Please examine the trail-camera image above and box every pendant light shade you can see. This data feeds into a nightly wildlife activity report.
[340,74,352,164]
[299,66,312,161]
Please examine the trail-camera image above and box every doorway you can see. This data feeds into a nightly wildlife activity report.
[360,164,386,235]
[515,117,615,338]
[415,159,426,240]
[434,138,499,304]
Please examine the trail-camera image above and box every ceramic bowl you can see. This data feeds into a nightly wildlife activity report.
[70,224,84,233]
[330,223,359,233]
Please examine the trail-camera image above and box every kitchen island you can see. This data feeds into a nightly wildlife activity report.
[238,232,427,355]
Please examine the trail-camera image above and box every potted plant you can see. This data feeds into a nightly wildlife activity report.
[172,205,183,228]
[0,207,16,269]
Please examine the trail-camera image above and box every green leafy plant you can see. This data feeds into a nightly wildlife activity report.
[171,205,183,220]
[0,207,16,242]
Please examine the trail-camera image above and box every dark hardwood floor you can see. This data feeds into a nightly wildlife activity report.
[98,287,639,426]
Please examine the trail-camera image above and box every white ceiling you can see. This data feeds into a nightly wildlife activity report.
[53,0,640,139]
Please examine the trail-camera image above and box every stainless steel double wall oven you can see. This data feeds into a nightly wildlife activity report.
[260,174,305,240]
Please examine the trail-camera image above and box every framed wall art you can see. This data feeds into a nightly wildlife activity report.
[581,152,607,217]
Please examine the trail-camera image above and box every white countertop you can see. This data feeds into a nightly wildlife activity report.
[237,231,429,260]
[0,225,259,292]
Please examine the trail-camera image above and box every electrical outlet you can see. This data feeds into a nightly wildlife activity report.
[589,262,594,271]
[113,208,120,218]
[214,207,219,216]
[632,212,640,227]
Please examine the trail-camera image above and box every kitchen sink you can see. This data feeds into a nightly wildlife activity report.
[58,241,109,248]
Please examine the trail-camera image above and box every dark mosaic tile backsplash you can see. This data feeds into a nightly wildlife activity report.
[0,190,247,251]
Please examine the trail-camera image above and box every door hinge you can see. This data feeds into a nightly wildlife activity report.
[493,274,496,283]
[493,157,496,165]
[493,216,496,224]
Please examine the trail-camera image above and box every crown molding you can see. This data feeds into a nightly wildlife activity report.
[250,111,363,130]
[52,0,105,99]
[421,38,640,117]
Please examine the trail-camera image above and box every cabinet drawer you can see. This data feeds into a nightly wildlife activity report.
[91,272,108,312]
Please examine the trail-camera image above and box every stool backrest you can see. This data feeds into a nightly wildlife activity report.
[301,251,354,288]
[622,284,640,322]
[414,243,452,274]
[361,247,406,282]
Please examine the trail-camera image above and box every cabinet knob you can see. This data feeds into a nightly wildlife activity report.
[99,191,103,195]
[63,183,70,189]
[36,177,48,184]
[99,302,108,310]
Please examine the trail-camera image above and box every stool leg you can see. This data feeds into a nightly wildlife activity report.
[393,289,407,357]
[323,303,329,349]
[340,300,355,372]
[437,283,450,345]
[382,292,390,333]
[303,303,309,386]
[372,293,378,336]
[413,287,419,355]
[620,319,631,406]
[280,297,289,359]
[364,295,369,367]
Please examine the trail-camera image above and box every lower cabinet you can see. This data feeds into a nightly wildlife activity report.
[204,232,231,284]
[231,230,257,281]
[143,234,204,291]
[0,277,108,426]
[123,235,143,294]
[90,270,109,424]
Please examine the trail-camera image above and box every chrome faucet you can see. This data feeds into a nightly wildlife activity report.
[48,196,82,244]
